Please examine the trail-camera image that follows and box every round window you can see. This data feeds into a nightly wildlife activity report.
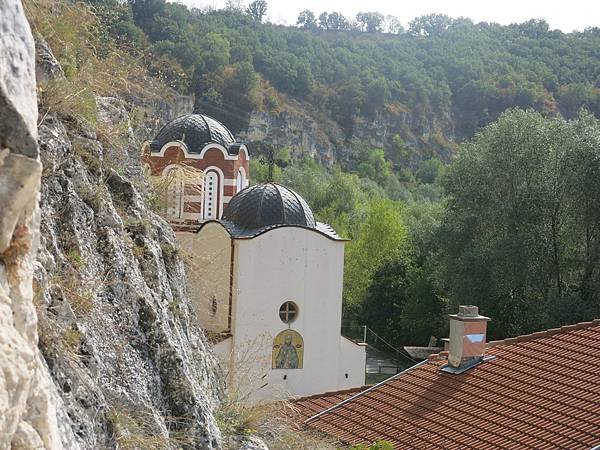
[279,301,298,323]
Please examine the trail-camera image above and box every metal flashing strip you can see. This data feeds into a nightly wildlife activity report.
[440,355,496,374]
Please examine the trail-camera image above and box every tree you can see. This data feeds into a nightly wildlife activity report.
[327,12,350,31]
[384,15,403,34]
[225,0,243,10]
[559,83,596,118]
[439,109,600,338]
[514,19,550,38]
[364,77,390,115]
[229,61,259,93]
[356,12,384,33]
[352,146,403,199]
[327,79,366,132]
[415,158,445,184]
[344,199,409,318]
[129,0,165,30]
[409,14,453,36]
[246,0,267,22]
[362,259,446,347]
[197,32,230,72]
[318,12,329,30]
[296,9,317,30]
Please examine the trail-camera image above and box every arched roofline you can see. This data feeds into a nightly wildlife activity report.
[151,140,245,161]
[199,143,229,159]
[199,143,250,160]
[153,141,194,158]
[237,144,250,160]
[196,221,348,242]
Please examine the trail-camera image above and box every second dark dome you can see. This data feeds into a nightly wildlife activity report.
[149,113,236,153]
[222,183,316,230]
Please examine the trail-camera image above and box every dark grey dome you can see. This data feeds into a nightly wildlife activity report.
[222,183,316,230]
[149,114,236,153]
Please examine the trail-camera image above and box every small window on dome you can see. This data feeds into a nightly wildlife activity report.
[279,301,298,323]
[209,296,217,317]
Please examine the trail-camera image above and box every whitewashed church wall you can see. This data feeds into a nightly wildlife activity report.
[176,225,231,333]
[232,227,361,401]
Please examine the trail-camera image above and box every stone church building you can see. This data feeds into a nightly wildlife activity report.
[145,114,366,401]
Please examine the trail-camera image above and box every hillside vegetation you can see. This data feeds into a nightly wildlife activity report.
[90,0,600,142]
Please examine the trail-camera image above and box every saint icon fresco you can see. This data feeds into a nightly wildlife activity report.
[272,330,304,369]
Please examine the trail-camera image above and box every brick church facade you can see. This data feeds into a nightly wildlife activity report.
[142,113,249,225]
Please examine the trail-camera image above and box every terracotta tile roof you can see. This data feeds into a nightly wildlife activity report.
[305,319,600,450]
[292,386,369,421]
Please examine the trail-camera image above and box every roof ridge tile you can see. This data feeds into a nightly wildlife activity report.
[488,319,599,348]
[293,386,368,402]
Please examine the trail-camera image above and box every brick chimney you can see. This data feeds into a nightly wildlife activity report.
[447,305,490,369]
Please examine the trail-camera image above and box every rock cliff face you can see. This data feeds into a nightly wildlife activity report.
[1,1,222,448]
[0,2,65,448]
[239,109,344,165]
[35,112,223,449]
[237,98,456,166]
[128,94,194,153]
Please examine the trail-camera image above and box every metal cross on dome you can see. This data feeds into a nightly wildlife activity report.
[266,146,275,182]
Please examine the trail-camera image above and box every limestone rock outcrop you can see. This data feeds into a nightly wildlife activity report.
[237,99,455,168]
[1,1,223,448]
[35,110,223,448]
[0,1,68,448]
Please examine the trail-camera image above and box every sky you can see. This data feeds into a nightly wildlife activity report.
[181,0,600,32]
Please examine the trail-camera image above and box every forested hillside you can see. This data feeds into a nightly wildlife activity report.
[42,0,600,346]
[91,0,599,152]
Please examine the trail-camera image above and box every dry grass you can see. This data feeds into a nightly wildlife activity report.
[142,155,204,217]
[252,402,342,450]
[105,408,179,450]
[24,0,173,175]
[62,327,83,351]
[38,254,108,321]
[38,78,99,126]
[104,393,213,449]
[24,0,169,101]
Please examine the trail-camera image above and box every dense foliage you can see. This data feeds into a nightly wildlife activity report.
[251,144,448,343]
[439,110,600,338]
